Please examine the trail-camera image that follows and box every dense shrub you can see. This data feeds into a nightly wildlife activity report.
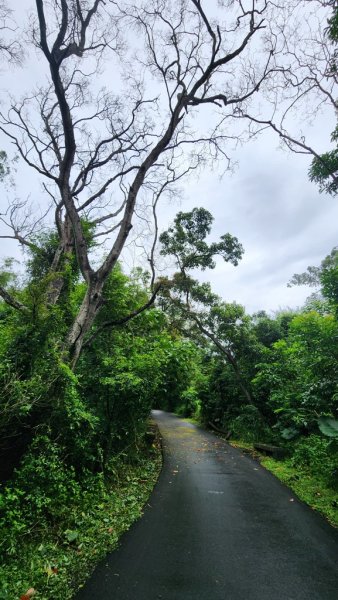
[0,433,82,556]
[290,435,338,488]
[228,405,272,443]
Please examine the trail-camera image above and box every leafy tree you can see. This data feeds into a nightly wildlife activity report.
[0,0,287,366]
[253,311,338,436]
[159,207,258,405]
[252,311,283,348]
[309,3,338,194]
[288,247,338,288]
[288,246,338,315]
[0,1,336,366]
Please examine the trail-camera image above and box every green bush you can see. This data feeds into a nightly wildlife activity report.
[179,387,201,418]
[0,433,82,556]
[229,405,272,443]
[291,434,338,487]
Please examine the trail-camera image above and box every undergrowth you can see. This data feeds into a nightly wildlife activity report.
[0,441,161,600]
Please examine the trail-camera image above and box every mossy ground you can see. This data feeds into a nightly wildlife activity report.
[0,439,162,600]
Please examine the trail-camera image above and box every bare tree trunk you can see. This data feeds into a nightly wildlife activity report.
[66,278,105,367]
[46,214,74,305]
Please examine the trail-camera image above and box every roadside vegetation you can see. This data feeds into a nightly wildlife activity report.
[0,1,338,598]
[0,445,161,600]
[1,177,337,600]
[0,255,196,598]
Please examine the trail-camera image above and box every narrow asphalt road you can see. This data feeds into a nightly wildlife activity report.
[76,411,338,600]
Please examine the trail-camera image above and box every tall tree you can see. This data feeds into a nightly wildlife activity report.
[0,0,335,366]
[309,3,338,194]
[288,246,338,315]
[159,207,254,403]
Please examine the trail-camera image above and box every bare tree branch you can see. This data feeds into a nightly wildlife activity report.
[1,0,336,366]
[0,286,29,312]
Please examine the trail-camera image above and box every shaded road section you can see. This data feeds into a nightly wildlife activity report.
[76,411,338,599]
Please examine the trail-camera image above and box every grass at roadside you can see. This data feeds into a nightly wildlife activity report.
[229,440,338,528]
[179,416,200,426]
[0,437,162,600]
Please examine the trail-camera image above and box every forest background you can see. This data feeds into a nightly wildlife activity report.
[0,1,337,599]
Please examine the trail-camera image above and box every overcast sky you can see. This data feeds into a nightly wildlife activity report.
[1,0,337,316]
[173,129,338,314]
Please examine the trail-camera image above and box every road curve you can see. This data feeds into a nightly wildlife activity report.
[76,410,338,600]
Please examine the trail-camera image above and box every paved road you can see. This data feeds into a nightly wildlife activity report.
[76,411,338,599]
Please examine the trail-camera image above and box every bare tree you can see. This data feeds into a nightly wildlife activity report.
[0,0,335,366]
[236,0,338,189]
[0,0,22,63]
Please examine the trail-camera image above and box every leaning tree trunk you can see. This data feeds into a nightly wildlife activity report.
[66,278,106,368]
[46,214,75,305]
[193,317,254,405]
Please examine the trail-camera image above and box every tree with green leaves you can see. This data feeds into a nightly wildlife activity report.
[0,0,336,366]
[0,0,284,366]
[159,207,257,404]
[309,3,338,195]
[288,246,338,315]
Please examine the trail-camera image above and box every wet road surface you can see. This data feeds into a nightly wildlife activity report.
[76,410,338,599]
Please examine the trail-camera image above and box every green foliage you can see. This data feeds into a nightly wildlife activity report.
[318,416,338,438]
[0,446,161,600]
[321,252,338,315]
[290,435,336,477]
[0,257,20,289]
[308,4,338,196]
[0,433,82,556]
[309,149,338,195]
[327,6,338,42]
[178,386,201,418]
[0,251,166,599]
[253,312,338,436]
[229,405,272,443]
[253,313,282,347]
[0,150,9,181]
[289,247,338,298]
[160,207,243,270]
[27,231,62,280]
